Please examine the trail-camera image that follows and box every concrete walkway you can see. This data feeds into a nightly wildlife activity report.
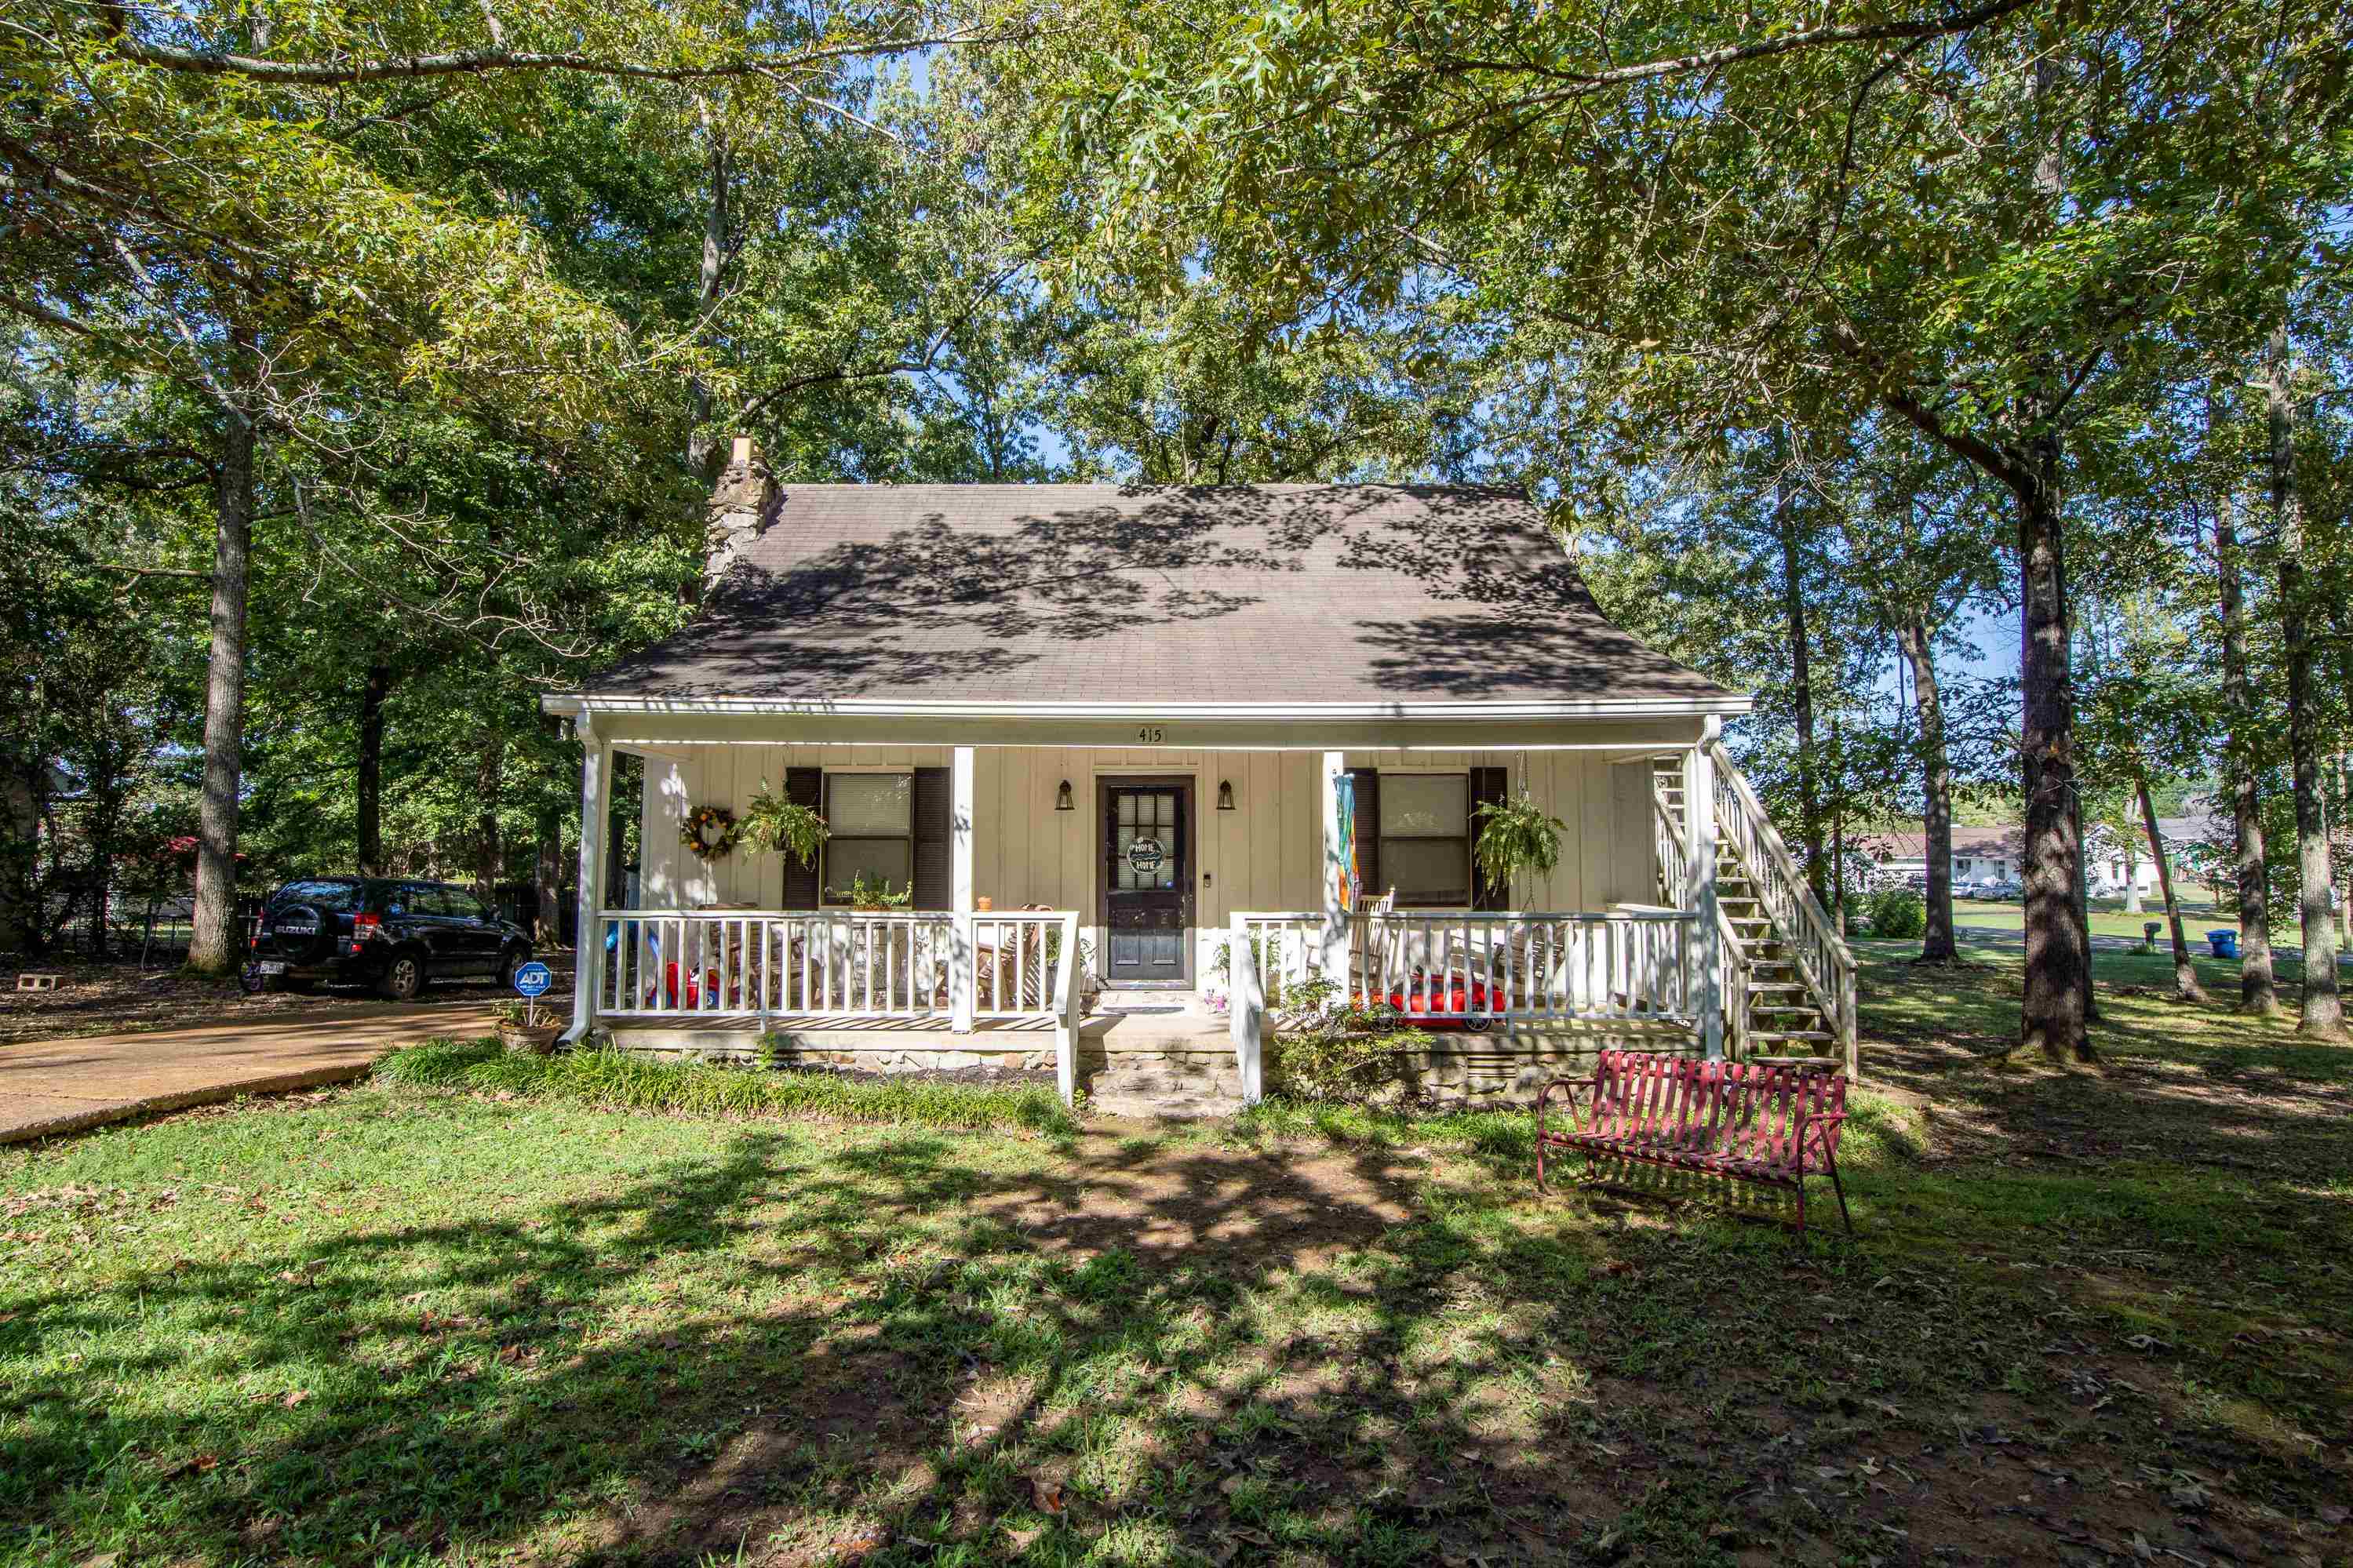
[0,1002,499,1145]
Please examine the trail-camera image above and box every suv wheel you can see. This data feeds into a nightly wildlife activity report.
[494,945,526,991]
[379,950,427,1002]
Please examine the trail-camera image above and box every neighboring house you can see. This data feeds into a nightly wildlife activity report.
[1866,826,2027,889]
[542,441,1856,1111]
[1865,810,2227,897]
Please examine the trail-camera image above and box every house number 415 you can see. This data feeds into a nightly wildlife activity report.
[1136,725,1166,743]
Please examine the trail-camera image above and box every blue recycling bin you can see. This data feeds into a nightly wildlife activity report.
[2205,929,2239,959]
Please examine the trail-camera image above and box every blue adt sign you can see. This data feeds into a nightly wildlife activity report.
[512,962,555,999]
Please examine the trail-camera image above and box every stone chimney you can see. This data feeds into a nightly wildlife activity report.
[704,435,780,590]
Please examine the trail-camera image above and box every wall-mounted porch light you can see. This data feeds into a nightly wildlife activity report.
[1216,779,1236,811]
[1054,779,1075,811]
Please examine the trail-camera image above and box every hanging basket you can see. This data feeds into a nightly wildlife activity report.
[679,805,740,862]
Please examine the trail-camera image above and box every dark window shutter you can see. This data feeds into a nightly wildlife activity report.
[1349,769,1381,904]
[1470,766,1510,910]
[911,766,951,911]
[782,767,824,909]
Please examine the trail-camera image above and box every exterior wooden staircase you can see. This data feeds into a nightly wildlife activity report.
[1654,745,1858,1075]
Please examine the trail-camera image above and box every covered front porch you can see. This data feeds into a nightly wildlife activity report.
[549,708,1834,1108]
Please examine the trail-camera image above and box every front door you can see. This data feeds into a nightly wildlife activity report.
[1102,781,1190,984]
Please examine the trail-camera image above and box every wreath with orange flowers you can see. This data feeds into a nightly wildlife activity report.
[679,804,740,862]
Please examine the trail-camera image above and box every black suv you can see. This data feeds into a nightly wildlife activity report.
[247,877,534,1001]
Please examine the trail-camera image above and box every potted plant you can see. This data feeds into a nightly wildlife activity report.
[493,998,563,1055]
[738,779,829,869]
[1473,788,1568,904]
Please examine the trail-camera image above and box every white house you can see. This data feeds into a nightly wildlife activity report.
[1867,817,2225,902]
[1868,827,2026,890]
[542,442,1856,1112]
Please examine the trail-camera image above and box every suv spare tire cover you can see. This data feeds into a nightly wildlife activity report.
[271,902,337,962]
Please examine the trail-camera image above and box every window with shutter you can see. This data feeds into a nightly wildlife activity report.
[910,767,950,910]
[1469,766,1510,909]
[781,768,823,908]
[1377,773,1470,906]
[823,773,913,902]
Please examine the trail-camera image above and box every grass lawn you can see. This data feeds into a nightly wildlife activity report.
[1944,894,2340,951]
[5,954,2351,1567]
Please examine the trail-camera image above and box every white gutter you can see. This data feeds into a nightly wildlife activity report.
[539,693,1754,721]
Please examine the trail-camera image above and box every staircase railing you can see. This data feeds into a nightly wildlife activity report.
[1651,770,1751,1060]
[1705,739,1859,1077]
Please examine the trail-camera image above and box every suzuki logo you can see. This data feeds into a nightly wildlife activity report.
[281,924,315,936]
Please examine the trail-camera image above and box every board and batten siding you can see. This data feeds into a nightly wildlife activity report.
[632,744,1661,975]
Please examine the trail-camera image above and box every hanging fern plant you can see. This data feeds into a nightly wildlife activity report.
[738,779,829,868]
[1473,790,1567,894]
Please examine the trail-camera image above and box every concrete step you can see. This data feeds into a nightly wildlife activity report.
[1087,1089,1243,1119]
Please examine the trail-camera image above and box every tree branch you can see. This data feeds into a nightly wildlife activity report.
[109,28,1009,87]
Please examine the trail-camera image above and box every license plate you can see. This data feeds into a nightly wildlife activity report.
[257,962,286,975]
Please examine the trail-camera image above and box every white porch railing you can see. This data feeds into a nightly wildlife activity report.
[592,908,1084,1101]
[1706,739,1859,1076]
[1228,908,1700,1101]
[1652,770,1752,1060]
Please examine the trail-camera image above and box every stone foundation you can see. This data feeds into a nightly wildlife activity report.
[613,1031,1055,1075]
[1280,1021,1699,1109]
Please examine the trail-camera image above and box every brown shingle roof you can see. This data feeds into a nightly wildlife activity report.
[579,483,1746,709]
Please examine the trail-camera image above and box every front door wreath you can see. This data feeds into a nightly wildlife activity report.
[680,804,740,862]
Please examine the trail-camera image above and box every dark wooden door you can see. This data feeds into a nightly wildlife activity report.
[1102,781,1190,984]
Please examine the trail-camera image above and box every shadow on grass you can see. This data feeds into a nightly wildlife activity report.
[2,1076,2348,1567]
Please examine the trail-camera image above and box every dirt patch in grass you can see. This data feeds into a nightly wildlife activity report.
[0,956,567,1045]
[1853,951,2353,1181]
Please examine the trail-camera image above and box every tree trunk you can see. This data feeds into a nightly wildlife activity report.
[1830,715,1848,935]
[2267,325,2345,1040]
[0,761,38,955]
[475,731,505,896]
[2138,775,2204,1002]
[2012,439,2094,1063]
[684,115,730,487]
[86,841,111,959]
[2214,492,2278,1013]
[188,403,256,976]
[2335,750,2351,952]
[2074,804,2101,1023]
[605,753,632,911]
[1776,478,1827,908]
[1899,619,1958,962]
[534,806,563,948]
[357,661,391,876]
[2121,829,2143,914]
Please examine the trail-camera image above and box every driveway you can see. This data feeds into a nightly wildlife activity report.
[0,1002,500,1145]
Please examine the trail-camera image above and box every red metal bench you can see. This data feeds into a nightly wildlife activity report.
[1535,1051,1853,1234]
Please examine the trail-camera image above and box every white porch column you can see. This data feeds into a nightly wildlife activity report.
[949,744,975,1032]
[1229,911,1264,1103]
[566,718,613,1043]
[1685,720,1725,1060]
[1317,751,1348,993]
[639,750,705,910]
